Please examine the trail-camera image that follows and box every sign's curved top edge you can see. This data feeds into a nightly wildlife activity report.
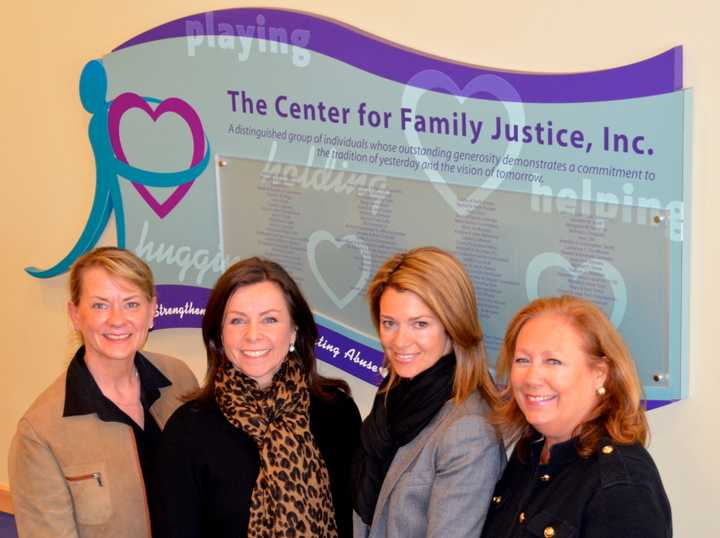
[112,8,682,103]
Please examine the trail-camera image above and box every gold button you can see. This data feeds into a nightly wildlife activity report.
[539,474,551,482]
[492,495,502,504]
[544,527,556,537]
[519,512,526,524]
[602,445,614,455]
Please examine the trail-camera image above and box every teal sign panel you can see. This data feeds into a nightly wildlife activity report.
[25,9,690,404]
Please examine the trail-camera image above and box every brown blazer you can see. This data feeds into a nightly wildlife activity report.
[8,351,198,538]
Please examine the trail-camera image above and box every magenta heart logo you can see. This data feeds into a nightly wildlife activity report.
[108,93,206,218]
[402,71,525,216]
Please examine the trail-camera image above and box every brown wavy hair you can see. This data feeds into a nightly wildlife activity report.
[367,246,498,406]
[190,257,349,405]
[494,295,648,457]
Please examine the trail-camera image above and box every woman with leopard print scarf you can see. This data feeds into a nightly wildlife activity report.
[152,258,361,538]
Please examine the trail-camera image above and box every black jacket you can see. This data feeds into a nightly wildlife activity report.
[481,436,672,538]
[151,388,361,538]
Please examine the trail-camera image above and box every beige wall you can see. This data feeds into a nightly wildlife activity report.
[3,1,718,535]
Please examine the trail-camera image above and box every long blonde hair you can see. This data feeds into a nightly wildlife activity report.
[367,246,498,406]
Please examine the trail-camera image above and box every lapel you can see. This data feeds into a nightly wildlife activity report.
[371,399,459,525]
[148,385,176,429]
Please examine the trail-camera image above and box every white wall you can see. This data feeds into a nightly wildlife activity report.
[2,1,718,535]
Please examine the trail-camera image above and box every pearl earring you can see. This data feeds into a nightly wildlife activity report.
[289,343,295,353]
[597,386,606,396]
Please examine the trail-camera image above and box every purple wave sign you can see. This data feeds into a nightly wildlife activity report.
[115,8,682,401]
[116,8,681,103]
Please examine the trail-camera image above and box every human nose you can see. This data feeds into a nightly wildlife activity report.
[392,323,412,348]
[245,319,260,341]
[523,361,543,387]
[107,304,125,326]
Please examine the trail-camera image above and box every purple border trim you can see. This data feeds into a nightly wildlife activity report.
[154,284,210,330]
[645,399,677,410]
[315,324,384,386]
[114,8,681,103]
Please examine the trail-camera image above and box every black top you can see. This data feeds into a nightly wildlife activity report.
[151,388,362,538]
[352,353,455,524]
[481,436,672,538]
[63,346,168,495]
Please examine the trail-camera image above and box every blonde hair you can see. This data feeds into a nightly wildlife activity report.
[69,247,155,305]
[367,246,498,406]
[494,295,648,457]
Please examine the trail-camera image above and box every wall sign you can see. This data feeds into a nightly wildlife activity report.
[26,8,690,405]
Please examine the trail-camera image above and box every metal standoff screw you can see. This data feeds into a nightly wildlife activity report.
[653,215,664,224]
[652,373,665,383]
[219,160,228,167]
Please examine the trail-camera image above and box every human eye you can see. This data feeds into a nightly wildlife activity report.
[227,317,245,326]
[380,319,395,329]
[513,356,530,365]
[126,301,140,309]
[91,302,108,310]
[545,357,562,366]
[413,320,429,329]
[262,316,278,324]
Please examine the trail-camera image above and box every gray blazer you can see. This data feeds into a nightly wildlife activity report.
[353,391,506,538]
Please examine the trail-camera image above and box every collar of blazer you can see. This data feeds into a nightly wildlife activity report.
[371,397,462,520]
[63,347,171,420]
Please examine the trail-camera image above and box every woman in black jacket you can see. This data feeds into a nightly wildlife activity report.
[152,257,361,538]
[481,295,671,538]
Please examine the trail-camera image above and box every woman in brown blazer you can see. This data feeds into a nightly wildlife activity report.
[9,247,197,538]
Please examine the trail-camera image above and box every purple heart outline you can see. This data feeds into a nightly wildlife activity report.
[401,71,525,215]
[108,93,205,218]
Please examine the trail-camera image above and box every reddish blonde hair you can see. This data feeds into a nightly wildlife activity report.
[367,246,498,406]
[494,295,648,457]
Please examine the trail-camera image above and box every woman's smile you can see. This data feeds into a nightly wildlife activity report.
[379,287,452,379]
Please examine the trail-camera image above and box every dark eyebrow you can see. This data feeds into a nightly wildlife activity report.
[225,308,282,316]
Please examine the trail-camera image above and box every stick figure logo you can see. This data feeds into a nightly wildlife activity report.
[26,59,211,278]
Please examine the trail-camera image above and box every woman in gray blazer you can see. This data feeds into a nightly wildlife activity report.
[352,246,506,538]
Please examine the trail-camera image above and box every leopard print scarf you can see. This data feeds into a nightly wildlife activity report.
[215,357,338,538]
